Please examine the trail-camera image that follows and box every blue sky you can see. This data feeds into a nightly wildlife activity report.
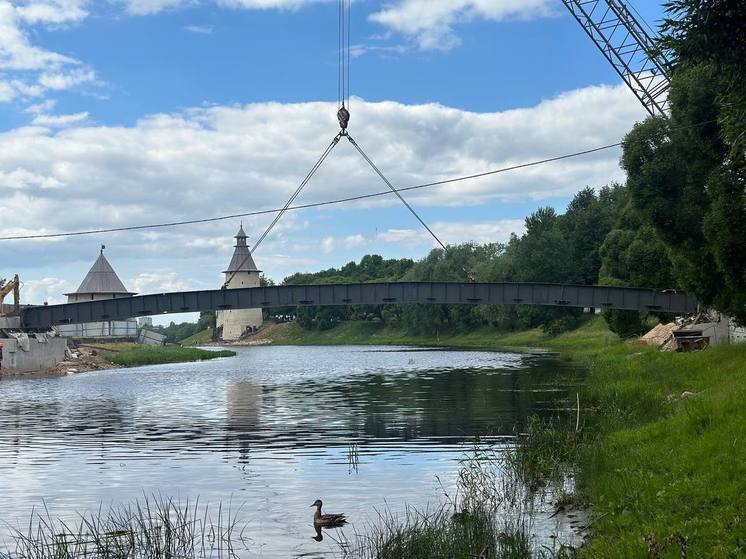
[0,0,667,320]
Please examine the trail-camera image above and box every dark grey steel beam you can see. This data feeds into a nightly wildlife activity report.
[20,282,698,330]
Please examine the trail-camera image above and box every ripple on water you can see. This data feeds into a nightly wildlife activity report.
[0,345,582,557]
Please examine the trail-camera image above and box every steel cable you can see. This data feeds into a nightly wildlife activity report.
[221,133,341,287]
[347,134,449,253]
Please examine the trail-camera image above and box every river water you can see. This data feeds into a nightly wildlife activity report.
[0,345,581,557]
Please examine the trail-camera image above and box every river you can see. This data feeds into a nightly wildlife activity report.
[0,345,582,557]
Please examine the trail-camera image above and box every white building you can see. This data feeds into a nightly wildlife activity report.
[216,226,264,340]
[58,248,139,339]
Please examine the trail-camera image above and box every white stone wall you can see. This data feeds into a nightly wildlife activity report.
[1,336,68,374]
[216,271,263,341]
[56,320,138,339]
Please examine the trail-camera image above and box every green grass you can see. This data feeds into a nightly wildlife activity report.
[254,319,611,351]
[179,327,215,346]
[499,319,746,558]
[103,344,235,367]
[264,317,746,557]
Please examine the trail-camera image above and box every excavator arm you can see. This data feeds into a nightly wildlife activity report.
[0,274,20,316]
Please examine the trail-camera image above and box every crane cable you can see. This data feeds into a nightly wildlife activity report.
[222,1,354,288]
[221,132,342,288]
[347,134,448,252]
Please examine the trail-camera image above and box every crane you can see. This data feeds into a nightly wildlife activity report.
[0,274,20,316]
[561,0,672,117]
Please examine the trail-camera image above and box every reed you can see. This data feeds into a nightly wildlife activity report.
[3,495,246,559]
[338,442,570,559]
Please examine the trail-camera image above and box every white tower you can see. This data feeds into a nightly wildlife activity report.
[216,225,264,340]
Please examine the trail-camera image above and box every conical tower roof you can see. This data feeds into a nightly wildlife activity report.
[66,250,136,296]
[224,225,261,273]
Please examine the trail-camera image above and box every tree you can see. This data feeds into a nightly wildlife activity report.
[621,1,746,322]
[197,311,216,331]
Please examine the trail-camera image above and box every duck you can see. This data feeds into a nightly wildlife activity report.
[311,499,347,527]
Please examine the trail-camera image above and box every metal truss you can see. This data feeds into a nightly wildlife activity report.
[561,0,672,117]
[21,282,698,329]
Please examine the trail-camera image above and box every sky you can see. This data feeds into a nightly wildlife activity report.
[0,0,669,324]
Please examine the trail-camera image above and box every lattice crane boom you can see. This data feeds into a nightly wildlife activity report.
[561,0,672,117]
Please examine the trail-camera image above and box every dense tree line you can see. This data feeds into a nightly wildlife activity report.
[619,0,746,325]
[274,183,680,337]
[148,311,216,343]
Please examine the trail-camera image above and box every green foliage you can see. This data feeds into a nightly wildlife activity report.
[601,309,647,339]
[620,2,746,323]
[278,254,415,330]
[147,311,216,343]
[662,0,746,155]
[283,186,641,338]
[106,346,235,367]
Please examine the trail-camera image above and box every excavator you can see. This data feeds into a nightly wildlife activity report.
[0,275,20,316]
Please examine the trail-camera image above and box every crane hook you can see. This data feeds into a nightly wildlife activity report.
[337,105,350,134]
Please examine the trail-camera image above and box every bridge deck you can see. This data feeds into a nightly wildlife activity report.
[20,282,697,330]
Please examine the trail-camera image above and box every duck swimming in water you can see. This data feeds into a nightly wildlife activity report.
[311,499,347,527]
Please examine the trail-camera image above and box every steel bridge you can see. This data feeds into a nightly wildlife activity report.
[20,282,697,330]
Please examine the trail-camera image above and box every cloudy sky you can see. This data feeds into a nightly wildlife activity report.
[0,0,666,321]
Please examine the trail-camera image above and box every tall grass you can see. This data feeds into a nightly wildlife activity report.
[106,347,235,367]
[338,441,576,559]
[3,495,246,559]
[504,416,585,493]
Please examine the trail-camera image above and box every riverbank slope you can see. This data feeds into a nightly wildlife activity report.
[248,318,746,557]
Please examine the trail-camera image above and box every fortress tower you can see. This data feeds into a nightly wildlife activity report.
[216,225,263,340]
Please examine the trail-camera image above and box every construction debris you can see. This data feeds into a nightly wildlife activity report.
[641,322,677,350]
[642,311,740,352]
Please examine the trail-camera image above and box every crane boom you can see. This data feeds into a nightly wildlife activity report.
[561,0,672,117]
[0,274,20,316]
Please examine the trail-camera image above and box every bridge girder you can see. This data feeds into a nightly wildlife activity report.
[20,282,697,330]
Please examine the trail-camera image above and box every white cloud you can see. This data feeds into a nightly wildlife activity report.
[369,0,554,51]
[123,0,186,15]
[25,98,56,113]
[0,85,639,210]
[0,84,643,287]
[343,233,365,249]
[123,0,328,16]
[15,0,89,25]
[184,23,213,33]
[128,270,201,294]
[320,236,335,253]
[0,0,96,103]
[38,68,95,90]
[0,167,63,188]
[21,276,73,305]
[31,111,88,126]
[376,219,524,247]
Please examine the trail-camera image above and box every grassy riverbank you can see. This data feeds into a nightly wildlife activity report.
[248,319,617,350]
[95,343,235,367]
[254,318,746,557]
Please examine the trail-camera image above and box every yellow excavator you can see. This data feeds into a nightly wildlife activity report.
[0,274,20,316]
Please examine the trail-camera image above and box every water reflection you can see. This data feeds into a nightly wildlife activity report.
[0,345,581,557]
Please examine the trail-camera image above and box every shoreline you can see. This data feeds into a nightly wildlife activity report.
[218,317,746,556]
[2,343,237,379]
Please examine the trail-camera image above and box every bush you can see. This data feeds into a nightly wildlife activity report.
[602,309,647,338]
